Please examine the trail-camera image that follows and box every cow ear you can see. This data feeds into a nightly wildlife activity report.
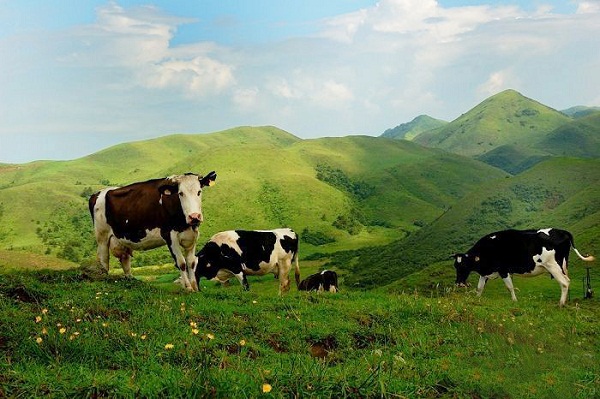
[159,184,177,196]
[200,171,217,188]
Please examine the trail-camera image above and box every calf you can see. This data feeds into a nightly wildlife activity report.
[452,228,595,306]
[194,228,300,294]
[89,172,217,291]
[298,270,339,292]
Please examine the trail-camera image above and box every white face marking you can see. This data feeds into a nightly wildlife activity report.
[170,174,203,225]
[456,256,462,264]
[537,228,552,236]
[490,235,496,239]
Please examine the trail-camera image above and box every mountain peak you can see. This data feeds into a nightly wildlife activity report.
[381,115,447,140]
[412,89,572,158]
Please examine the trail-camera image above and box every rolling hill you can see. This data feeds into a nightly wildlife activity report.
[381,115,447,140]
[412,89,572,159]
[0,126,506,268]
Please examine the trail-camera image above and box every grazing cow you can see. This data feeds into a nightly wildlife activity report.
[194,228,300,294]
[452,228,595,306]
[298,270,339,293]
[89,172,217,291]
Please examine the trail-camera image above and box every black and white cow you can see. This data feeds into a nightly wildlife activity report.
[194,228,300,294]
[89,172,217,291]
[452,228,595,306]
[298,270,339,292]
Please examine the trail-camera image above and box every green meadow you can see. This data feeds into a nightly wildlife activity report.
[2,263,599,398]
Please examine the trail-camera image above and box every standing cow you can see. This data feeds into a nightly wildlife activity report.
[89,172,217,291]
[194,228,300,294]
[452,228,595,306]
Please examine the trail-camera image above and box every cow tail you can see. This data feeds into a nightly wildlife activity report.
[570,232,595,262]
[88,192,99,225]
[293,250,300,288]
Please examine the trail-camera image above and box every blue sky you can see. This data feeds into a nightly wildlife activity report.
[1,0,599,163]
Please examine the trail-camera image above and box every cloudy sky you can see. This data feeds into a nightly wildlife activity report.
[1,0,599,163]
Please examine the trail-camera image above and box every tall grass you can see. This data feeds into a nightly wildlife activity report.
[1,267,599,398]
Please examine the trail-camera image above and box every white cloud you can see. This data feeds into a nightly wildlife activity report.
[576,1,600,13]
[477,70,517,96]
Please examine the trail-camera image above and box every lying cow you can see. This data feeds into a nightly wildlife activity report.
[194,228,300,294]
[452,228,595,306]
[298,270,339,292]
[89,172,217,291]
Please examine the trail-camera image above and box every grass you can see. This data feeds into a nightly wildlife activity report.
[1,265,599,398]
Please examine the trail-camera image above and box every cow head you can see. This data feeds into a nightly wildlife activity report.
[160,171,217,226]
[194,241,242,285]
[451,253,477,287]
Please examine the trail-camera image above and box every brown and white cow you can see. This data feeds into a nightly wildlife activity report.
[452,228,595,306]
[194,228,300,294]
[89,172,216,291]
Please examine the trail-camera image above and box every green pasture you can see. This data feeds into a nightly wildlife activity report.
[1,262,599,398]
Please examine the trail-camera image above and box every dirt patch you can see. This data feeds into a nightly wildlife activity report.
[308,335,337,359]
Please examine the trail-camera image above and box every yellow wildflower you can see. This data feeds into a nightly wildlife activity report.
[36,337,43,344]
[59,328,67,334]
[206,333,215,340]
[165,343,174,350]
[41,309,48,314]
[191,329,199,335]
[140,334,147,340]
[35,316,42,323]
[262,383,272,393]
[239,339,246,346]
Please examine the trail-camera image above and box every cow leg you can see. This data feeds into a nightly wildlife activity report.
[186,251,198,292]
[277,259,292,294]
[119,253,133,278]
[545,261,570,306]
[169,245,194,291]
[501,275,518,301]
[95,234,111,273]
[476,276,488,297]
[234,273,250,291]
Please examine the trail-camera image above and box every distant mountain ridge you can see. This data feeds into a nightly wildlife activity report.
[381,115,447,140]
[561,105,600,118]
[378,89,599,173]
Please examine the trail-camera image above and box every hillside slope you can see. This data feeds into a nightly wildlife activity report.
[0,126,506,266]
[412,89,572,159]
[332,157,600,288]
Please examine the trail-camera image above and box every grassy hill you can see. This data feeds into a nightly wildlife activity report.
[541,111,600,158]
[412,89,573,161]
[381,115,447,140]
[0,126,505,267]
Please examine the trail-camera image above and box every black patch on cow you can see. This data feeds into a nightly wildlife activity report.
[279,234,298,258]
[196,242,243,280]
[234,230,277,272]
